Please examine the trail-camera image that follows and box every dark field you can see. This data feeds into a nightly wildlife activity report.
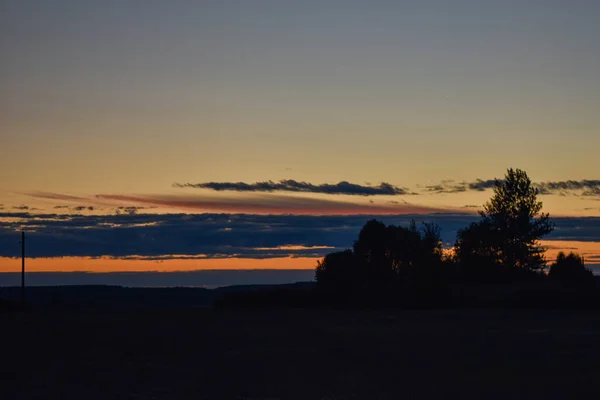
[2,308,600,399]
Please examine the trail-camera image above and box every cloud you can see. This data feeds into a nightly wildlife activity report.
[95,193,440,215]
[467,179,498,191]
[115,206,148,215]
[173,179,412,196]
[2,212,598,260]
[52,205,95,212]
[0,212,476,259]
[52,204,144,214]
[22,189,439,215]
[26,192,89,202]
[536,180,600,196]
[425,184,467,194]
[425,179,497,194]
[583,188,600,197]
[425,184,451,193]
[72,206,95,212]
[424,178,600,197]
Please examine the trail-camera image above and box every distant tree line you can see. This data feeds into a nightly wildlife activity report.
[315,168,595,294]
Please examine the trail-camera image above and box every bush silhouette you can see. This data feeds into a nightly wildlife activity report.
[548,252,594,282]
[315,249,364,291]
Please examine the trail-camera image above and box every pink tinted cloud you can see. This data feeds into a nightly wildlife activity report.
[23,191,116,209]
[95,193,445,215]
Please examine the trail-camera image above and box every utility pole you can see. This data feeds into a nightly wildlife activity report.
[21,231,25,307]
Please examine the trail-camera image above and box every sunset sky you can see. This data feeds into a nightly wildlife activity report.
[1,1,600,274]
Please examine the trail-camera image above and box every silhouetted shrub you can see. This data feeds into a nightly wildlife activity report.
[548,252,594,283]
[315,250,365,290]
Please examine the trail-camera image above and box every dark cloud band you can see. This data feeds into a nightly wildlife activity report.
[536,180,600,196]
[425,179,600,196]
[1,212,599,260]
[173,179,412,196]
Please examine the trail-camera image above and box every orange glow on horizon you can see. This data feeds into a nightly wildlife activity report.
[540,240,600,264]
[0,241,597,273]
[0,256,320,273]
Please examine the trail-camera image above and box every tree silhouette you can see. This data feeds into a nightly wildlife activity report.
[352,219,393,282]
[454,219,502,280]
[455,168,554,273]
[548,252,594,282]
[315,219,443,289]
[315,249,363,290]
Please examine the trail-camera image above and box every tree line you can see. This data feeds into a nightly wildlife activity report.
[315,168,594,292]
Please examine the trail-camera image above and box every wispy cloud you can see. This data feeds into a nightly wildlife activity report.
[536,180,600,196]
[173,179,413,196]
[95,193,439,215]
[425,179,497,194]
[115,206,151,215]
[53,205,99,214]
[24,191,118,209]
[20,189,444,215]
[425,178,600,197]
[468,179,498,191]
[26,192,90,202]
[73,206,94,212]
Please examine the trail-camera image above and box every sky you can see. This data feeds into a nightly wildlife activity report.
[1,1,600,274]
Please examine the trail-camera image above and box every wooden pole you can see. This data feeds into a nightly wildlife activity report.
[21,231,25,307]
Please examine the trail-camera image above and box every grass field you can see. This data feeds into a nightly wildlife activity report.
[2,307,600,399]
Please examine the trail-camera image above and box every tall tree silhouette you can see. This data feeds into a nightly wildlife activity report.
[455,168,554,272]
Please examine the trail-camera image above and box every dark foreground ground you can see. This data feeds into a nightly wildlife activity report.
[2,307,600,399]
